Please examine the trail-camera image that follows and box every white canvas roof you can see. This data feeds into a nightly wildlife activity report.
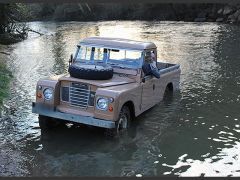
[79,37,157,51]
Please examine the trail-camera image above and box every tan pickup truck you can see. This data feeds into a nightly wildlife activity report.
[32,37,180,137]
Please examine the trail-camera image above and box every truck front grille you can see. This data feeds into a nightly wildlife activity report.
[69,82,90,108]
[61,87,69,102]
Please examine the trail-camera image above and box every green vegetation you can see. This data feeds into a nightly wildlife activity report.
[0,3,29,106]
[24,3,240,23]
[0,61,12,106]
[0,3,30,45]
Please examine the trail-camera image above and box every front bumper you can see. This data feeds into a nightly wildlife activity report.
[32,102,115,129]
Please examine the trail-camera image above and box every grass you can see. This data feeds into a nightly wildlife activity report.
[0,62,12,106]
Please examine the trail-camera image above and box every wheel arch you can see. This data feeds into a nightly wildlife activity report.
[121,101,136,120]
[165,82,174,92]
[163,82,174,100]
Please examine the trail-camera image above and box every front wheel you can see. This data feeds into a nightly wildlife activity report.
[104,106,131,137]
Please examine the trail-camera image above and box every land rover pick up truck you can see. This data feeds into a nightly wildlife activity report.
[32,37,180,136]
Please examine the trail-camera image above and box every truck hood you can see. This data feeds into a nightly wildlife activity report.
[58,74,136,87]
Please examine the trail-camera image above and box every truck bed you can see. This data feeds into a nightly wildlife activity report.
[157,62,180,75]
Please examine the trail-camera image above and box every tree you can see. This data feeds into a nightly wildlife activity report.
[0,3,29,44]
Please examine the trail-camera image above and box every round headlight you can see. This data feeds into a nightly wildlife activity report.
[97,98,108,110]
[43,88,53,100]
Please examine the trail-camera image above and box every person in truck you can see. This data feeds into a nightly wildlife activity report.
[142,51,160,79]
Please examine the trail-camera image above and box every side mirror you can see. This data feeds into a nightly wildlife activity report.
[69,54,73,64]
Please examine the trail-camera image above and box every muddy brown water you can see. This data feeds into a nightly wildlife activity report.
[0,21,240,176]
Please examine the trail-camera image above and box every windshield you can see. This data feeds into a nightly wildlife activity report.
[74,45,143,68]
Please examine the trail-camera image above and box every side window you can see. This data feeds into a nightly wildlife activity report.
[151,50,156,61]
[142,50,157,77]
[144,51,152,62]
[144,50,156,63]
[142,51,151,77]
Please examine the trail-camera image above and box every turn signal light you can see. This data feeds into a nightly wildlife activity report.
[37,92,42,98]
[109,106,113,112]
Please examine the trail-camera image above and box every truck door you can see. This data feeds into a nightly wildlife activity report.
[141,76,155,112]
[140,49,158,112]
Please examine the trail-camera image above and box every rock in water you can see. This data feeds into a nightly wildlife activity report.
[227,15,236,23]
[216,17,224,22]
[217,8,223,14]
[223,6,234,16]
[197,12,207,18]
[194,17,206,22]
[233,10,240,18]
[238,15,240,22]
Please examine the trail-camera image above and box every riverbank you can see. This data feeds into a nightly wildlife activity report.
[0,48,12,109]
[0,33,27,45]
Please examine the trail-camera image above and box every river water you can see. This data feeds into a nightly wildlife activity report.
[0,21,240,176]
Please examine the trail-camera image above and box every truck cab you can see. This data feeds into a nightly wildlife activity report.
[32,37,181,137]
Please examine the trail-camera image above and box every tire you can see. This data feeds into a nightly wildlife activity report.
[104,106,131,137]
[39,115,61,130]
[68,63,113,80]
[163,86,173,103]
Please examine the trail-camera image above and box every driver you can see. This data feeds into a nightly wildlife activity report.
[142,51,160,79]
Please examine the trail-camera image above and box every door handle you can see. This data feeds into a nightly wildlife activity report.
[153,84,155,90]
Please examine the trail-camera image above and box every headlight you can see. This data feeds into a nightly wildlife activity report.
[97,97,108,110]
[43,88,53,100]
